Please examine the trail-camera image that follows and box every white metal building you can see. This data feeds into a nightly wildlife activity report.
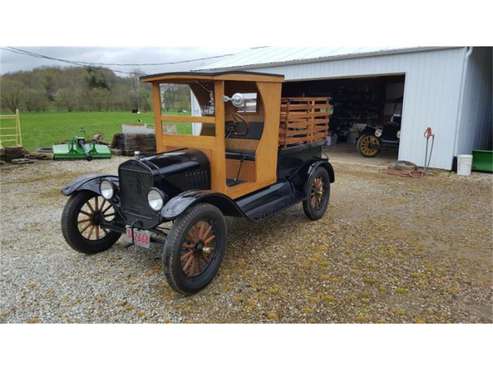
[195,47,492,170]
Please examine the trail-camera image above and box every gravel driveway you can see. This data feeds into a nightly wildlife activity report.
[1,155,492,323]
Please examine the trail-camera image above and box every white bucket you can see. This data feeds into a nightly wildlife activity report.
[457,154,473,176]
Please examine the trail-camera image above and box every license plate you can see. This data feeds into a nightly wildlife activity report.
[126,227,151,249]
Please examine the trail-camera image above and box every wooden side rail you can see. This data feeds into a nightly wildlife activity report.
[161,115,215,124]
[279,97,330,148]
[157,134,217,149]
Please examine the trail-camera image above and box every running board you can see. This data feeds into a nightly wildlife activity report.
[236,181,301,221]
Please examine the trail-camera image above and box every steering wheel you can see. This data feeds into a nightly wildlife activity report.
[226,110,249,137]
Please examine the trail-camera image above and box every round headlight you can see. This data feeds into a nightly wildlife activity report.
[100,180,114,200]
[396,130,400,139]
[147,188,164,211]
[375,128,383,138]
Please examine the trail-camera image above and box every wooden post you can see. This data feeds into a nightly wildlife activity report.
[284,99,289,148]
[16,109,22,147]
[151,82,163,152]
[212,80,226,193]
[310,98,315,143]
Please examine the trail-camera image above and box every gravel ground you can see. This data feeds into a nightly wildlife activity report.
[1,154,492,323]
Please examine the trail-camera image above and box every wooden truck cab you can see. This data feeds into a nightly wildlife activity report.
[141,71,284,199]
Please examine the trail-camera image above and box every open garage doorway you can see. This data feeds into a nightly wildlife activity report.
[282,74,405,164]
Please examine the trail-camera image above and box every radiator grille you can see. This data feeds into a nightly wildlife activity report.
[119,162,155,223]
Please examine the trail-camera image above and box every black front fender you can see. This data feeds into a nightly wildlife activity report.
[360,126,376,136]
[61,174,119,196]
[161,190,245,220]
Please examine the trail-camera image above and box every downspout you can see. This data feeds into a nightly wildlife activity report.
[452,46,473,158]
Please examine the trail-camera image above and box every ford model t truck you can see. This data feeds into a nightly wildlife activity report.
[60,71,335,295]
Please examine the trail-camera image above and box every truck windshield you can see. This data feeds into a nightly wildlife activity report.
[159,82,215,137]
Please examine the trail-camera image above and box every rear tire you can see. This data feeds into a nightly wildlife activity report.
[61,191,121,254]
[303,166,330,221]
[162,203,227,295]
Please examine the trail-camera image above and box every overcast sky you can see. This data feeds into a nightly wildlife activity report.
[0,47,245,75]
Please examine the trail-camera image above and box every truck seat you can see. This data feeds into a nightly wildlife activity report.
[225,150,256,161]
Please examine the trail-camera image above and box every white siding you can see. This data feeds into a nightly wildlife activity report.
[244,48,467,170]
[456,47,493,155]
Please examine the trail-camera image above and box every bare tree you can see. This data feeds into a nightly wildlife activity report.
[0,79,24,112]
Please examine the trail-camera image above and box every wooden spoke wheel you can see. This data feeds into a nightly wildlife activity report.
[309,176,325,210]
[180,220,216,278]
[61,191,121,254]
[303,166,330,221]
[77,195,115,241]
[163,203,226,295]
[357,134,381,157]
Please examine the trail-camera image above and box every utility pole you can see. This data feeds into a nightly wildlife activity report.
[136,73,140,113]
[132,70,142,113]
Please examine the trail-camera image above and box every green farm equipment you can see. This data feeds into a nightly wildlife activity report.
[472,150,493,173]
[53,130,111,160]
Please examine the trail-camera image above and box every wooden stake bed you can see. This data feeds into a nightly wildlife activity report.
[279,97,330,148]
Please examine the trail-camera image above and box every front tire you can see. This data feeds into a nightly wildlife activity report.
[303,166,330,220]
[357,134,381,157]
[61,191,121,254]
[162,203,227,295]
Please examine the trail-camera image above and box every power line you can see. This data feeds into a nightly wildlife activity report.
[73,51,235,66]
[1,47,134,75]
[1,47,235,71]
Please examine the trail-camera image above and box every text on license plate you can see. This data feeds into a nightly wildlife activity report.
[126,227,151,249]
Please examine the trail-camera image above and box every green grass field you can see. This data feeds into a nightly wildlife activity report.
[10,111,191,151]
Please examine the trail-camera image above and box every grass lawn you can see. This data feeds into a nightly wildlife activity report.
[11,111,191,151]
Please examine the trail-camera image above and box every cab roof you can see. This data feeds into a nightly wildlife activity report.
[140,70,285,83]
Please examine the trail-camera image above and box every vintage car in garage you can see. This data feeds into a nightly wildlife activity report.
[356,97,402,157]
[60,71,334,294]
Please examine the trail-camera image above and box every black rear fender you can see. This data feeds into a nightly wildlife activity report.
[281,158,335,196]
[161,190,245,220]
[308,160,335,184]
[61,174,119,196]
